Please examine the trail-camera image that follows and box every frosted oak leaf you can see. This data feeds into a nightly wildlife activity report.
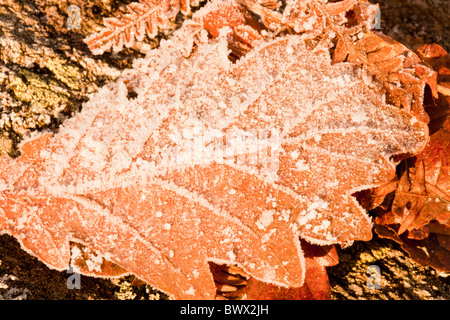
[0,2,428,299]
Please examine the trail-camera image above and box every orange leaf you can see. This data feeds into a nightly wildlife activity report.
[2,0,430,298]
[374,44,450,273]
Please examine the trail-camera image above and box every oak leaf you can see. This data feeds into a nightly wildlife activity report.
[1,0,429,299]
[240,0,433,123]
[212,240,339,300]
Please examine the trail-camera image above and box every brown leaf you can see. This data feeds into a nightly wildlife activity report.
[375,224,450,273]
[416,44,450,89]
[1,0,429,298]
[335,31,434,123]
[373,44,450,273]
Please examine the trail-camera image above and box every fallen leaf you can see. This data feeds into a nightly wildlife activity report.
[1,0,429,299]
[372,44,450,273]
[84,0,204,54]
[238,0,434,124]
[213,240,338,300]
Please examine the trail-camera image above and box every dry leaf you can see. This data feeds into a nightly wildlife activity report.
[84,0,204,54]
[372,44,450,273]
[238,0,434,123]
[213,240,338,300]
[1,0,429,299]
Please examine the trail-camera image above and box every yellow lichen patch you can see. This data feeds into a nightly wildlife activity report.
[8,68,70,116]
[43,55,84,91]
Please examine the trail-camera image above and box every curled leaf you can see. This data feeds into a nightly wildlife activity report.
[373,44,450,273]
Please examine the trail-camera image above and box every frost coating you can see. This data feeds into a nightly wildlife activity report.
[0,0,430,300]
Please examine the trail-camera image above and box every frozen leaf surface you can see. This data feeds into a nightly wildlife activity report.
[239,0,434,123]
[212,240,339,300]
[0,0,429,299]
